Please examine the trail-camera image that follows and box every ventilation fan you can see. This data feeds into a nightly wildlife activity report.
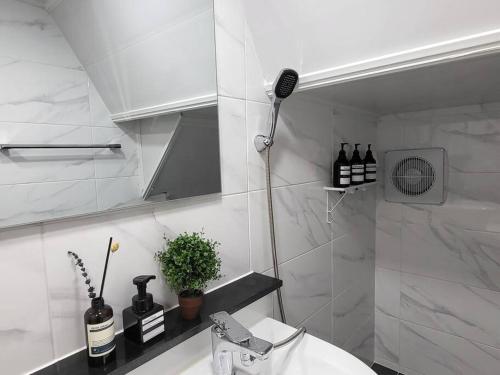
[384,148,447,204]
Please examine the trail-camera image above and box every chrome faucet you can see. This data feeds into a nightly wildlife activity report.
[210,311,273,375]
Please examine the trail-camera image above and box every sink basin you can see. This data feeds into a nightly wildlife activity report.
[180,317,376,375]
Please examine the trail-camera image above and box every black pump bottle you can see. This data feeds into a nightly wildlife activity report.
[123,275,165,344]
[350,143,365,186]
[84,297,116,367]
[333,143,351,188]
[364,144,377,183]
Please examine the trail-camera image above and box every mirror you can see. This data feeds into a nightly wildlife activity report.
[0,0,219,228]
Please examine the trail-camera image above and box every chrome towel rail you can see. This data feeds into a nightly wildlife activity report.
[0,144,121,150]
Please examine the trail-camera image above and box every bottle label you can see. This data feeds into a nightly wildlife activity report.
[365,164,376,172]
[365,173,376,180]
[87,318,115,357]
[340,170,350,176]
[351,164,364,183]
[340,166,350,170]
[141,309,164,327]
[340,177,350,185]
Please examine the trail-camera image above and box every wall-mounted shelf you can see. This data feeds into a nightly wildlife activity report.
[324,181,378,223]
[324,181,378,194]
[34,273,281,375]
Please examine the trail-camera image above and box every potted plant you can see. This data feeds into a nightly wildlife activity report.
[155,231,222,320]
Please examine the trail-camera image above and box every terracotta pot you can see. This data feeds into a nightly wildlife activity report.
[178,291,203,320]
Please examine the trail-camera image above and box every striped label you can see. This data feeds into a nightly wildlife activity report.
[340,177,350,185]
[365,173,376,180]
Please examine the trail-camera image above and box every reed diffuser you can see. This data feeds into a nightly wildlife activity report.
[68,237,120,367]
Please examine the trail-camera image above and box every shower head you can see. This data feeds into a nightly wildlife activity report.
[254,68,299,152]
[273,69,299,101]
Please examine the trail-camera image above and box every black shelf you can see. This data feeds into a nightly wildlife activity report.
[34,272,282,375]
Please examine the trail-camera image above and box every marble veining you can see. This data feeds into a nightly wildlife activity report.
[375,312,399,365]
[246,96,332,191]
[92,125,139,178]
[300,302,332,343]
[343,314,375,366]
[400,272,500,348]
[214,0,245,100]
[1,0,81,69]
[375,267,400,318]
[0,180,97,227]
[400,322,500,375]
[273,241,332,327]
[0,1,378,373]
[0,57,89,126]
[96,176,143,210]
[402,220,500,291]
[0,226,54,374]
[377,102,500,375]
[0,123,94,185]
[333,232,373,298]
[333,282,373,348]
[249,181,331,272]
[217,96,247,195]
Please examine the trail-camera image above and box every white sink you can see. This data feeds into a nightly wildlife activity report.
[180,317,376,375]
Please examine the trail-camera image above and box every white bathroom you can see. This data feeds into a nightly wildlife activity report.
[0,1,499,375]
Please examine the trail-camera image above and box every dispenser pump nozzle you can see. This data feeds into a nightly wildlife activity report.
[132,275,156,314]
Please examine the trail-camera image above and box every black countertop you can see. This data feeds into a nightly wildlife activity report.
[34,272,281,375]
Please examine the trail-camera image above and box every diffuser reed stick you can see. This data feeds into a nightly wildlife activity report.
[99,237,113,299]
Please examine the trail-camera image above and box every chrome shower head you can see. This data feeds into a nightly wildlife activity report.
[254,68,299,152]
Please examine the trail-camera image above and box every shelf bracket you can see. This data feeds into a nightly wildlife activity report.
[324,181,378,223]
[326,190,347,224]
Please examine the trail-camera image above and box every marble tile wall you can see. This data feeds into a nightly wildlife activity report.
[0,1,377,373]
[375,103,500,375]
[330,106,377,366]
[0,0,141,227]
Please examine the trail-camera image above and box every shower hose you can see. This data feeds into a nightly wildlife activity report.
[265,147,287,323]
[265,147,307,346]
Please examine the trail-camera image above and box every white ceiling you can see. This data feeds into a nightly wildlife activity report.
[306,51,500,115]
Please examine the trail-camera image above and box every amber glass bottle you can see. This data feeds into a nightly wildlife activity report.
[84,297,116,367]
[350,143,365,186]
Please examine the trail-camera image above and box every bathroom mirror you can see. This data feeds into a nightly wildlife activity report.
[0,0,219,228]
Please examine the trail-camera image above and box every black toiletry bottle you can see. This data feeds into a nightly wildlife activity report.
[364,144,377,183]
[350,143,365,186]
[123,275,165,344]
[84,297,116,367]
[333,143,351,188]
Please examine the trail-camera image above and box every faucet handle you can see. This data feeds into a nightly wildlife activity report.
[210,311,253,344]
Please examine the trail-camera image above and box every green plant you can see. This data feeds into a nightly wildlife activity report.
[154,231,222,296]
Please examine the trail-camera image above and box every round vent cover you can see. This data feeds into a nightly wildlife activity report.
[391,156,435,196]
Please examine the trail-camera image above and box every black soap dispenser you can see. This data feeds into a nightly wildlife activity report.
[333,143,351,188]
[123,275,165,344]
[350,143,365,186]
[364,144,377,183]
